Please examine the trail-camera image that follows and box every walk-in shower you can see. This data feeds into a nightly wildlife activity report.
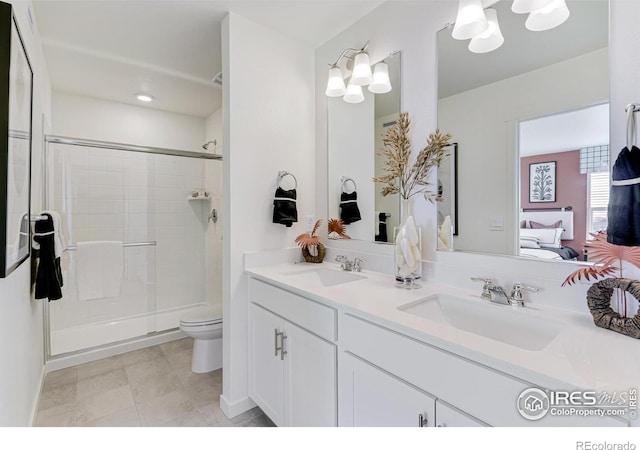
[42,135,222,359]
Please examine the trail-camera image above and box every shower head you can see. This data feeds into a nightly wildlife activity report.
[202,140,217,151]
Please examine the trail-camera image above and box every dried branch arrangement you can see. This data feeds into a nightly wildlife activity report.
[295,219,322,250]
[373,112,452,202]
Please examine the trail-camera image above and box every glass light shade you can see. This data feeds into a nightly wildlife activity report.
[451,0,489,40]
[468,8,504,54]
[325,66,346,97]
[343,82,364,104]
[511,0,554,14]
[350,52,373,86]
[368,62,392,94]
[525,0,570,31]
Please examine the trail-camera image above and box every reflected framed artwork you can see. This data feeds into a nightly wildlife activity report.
[0,2,34,278]
[438,143,458,235]
[529,161,556,203]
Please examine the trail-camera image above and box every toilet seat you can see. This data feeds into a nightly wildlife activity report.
[180,306,222,327]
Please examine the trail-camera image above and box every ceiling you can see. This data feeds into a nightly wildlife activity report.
[438,0,609,99]
[32,0,383,118]
[519,103,609,157]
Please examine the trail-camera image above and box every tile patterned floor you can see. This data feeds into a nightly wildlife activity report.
[35,338,274,427]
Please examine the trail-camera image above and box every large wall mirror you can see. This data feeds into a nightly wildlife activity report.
[437,0,609,264]
[327,51,401,243]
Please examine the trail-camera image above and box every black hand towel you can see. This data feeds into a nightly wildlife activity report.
[607,146,640,246]
[273,187,298,227]
[339,191,361,224]
[375,212,388,242]
[33,213,63,301]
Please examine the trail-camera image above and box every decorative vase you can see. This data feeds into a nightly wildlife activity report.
[302,243,326,264]
[394,198,422,289]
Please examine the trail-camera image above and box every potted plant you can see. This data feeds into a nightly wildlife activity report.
[295,219,325,263]
[563,232,640,339]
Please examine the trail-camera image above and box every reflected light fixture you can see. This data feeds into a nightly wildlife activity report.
[525,0,570,31]
[368,62,392,94]
[324,41,392,103]
[452,0,488,40]
[468,8,504,54]
[136,93,154,102]
[511,0,554,14]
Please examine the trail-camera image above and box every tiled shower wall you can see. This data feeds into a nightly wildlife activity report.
[47,143,214,354]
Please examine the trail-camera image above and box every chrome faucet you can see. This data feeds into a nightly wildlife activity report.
[471,278,538,307]
[335,255,353,271]
[335,255,365,272]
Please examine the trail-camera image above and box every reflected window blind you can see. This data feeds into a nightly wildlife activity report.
[588,172,610,233]
[580,145,609,174]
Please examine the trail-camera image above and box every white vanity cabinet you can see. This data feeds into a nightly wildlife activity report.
[248,278,338,427]
[435,400,487,427]
[341,353,436,427]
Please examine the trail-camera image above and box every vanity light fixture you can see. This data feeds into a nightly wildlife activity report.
[452,0,571,53]
[136,93,154,102]
[343,82,365,104]
[468,8,504,53]
[368,61,392,94]
[324,41,392,103]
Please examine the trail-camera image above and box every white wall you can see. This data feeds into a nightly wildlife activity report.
[51,91,205,151]
[205,107,223,309]
[439,49,608,255]
[221,12,316,417]
[0,0,52,426]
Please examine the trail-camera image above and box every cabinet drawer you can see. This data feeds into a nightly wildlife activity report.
[249,278,337,342]
[343,314,627,427]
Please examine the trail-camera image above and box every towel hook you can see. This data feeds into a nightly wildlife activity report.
[341,176,357,194]
[277,171,297,190]
[626,104,639,150]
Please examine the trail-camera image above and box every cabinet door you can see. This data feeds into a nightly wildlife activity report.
[435,400,488,427]
[283,321,337,426]
[249,303,284,426]
[345,354,435,427]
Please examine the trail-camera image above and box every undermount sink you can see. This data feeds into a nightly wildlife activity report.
[281,267,366,287]
[398,294,561,351]
[313,268,366,287]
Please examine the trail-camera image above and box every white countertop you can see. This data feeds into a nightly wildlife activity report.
[246,261,640,394]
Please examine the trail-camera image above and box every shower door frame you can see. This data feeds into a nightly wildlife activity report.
[42,134,222,362]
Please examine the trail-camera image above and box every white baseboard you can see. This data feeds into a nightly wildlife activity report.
[219,394,256,419]
[30,365,46,426]
[45,330,186,373]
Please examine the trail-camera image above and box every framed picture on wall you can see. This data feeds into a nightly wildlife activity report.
[437,143,458,235]
[0,2,34,278]
[529,161,556,203]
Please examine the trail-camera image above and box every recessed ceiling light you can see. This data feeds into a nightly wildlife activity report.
[136,93,154,102]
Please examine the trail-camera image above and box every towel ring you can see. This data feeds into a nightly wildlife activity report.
[277,171,297,190]
[341,177,357,194]
[626,104,639,150]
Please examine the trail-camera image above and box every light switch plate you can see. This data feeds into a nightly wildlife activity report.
[489,215,504,231]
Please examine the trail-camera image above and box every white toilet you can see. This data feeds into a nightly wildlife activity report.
[179,305,223,373]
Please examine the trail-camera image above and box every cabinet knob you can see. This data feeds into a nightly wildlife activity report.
[418,413,428,427]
